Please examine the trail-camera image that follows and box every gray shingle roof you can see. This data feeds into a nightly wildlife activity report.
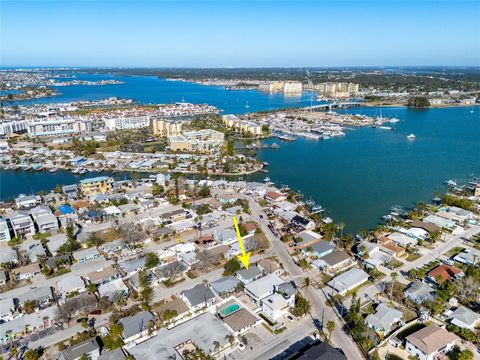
[119,311,156,339]
[181,284,215,307]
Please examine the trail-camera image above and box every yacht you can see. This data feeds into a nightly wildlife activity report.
[49,167,58,173]
[388,117,400,123]
[245,101,250,108]
[407,134,416,140]
[378,126,392,130]
[263,177,271,183]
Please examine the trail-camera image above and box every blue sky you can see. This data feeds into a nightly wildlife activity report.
[1,1,479,67]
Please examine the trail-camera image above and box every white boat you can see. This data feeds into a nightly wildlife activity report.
[407,134,416,140]
[378,126,392,130]
[49,167,58,173]
[388,118,400,123]
[263,177,271,183]
[245,101,250,108]
[470,110,474,113]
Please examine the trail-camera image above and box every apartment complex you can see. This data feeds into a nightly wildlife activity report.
[258,81,302,93]
[79,176,114,196]
[222,115,262,136]
[152,119,183,137]
[168,129,224,154]
[27,118,92,137]
[0,120,28,136]
[103,115,150,131]
[317,82,359,98]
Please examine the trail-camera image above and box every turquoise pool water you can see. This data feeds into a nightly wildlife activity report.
[219,303,240,317]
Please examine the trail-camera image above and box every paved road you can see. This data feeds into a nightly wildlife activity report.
[242,194,364,360]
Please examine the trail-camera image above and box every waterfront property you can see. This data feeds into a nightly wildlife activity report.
[80,176,114,195]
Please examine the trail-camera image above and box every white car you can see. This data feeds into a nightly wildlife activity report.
[238,342,246,352]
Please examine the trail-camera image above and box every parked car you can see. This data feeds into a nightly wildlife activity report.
[238,342,245,352]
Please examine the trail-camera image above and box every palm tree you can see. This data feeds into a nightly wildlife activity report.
[212,340,221,354]
[302,277,311,295]
[9,345,18,360]
[326,320,335,343]
[338,222,346,238]
[86,283,99,302]
[390,272,398,298]
[225,334,235,347]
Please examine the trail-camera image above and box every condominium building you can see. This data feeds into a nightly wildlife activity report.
[317,82,359,98]
[168,129,224,154]
[222,115,262,136]
[0,120,28,136]
[258,81,302,93]
[80,176,114,196]
[26,118,92,137]
[103,115,150,130]
[152,119,183,137]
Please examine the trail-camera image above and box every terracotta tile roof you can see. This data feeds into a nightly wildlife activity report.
[428,264,461,282]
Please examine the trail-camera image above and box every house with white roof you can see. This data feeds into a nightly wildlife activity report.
[56,276,86,298]
[0,217,12,242]
[15,194,40,208]
[449,306,480,330]
[244,273,285,304]
[327,268,369,296]
[366,303,403,335]
[72,247,100,263]
[8,211,35,238]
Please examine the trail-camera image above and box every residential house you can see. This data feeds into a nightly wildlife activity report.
[235,266,263,284]
[11,263,41,281]
[262,283,296,322]
[15,194,40,208]
[427,264,462,284]
[265,191,287,203]
[98,349,126,360]
[404,281,435,304]
[387,232,417,248]
[56,276,86,298]
[86,266,119,285]
[284,340,347,360]
[0,216,11,242]
[46,234,68,256]
[449,306,480,330]
[16,286,54,310]
[210,276,241,296]
[8,210,35,238]
[290,215,315,230]
[0,270,8,286]
[98,278,129,301]
[222,308,261,335]
[80,176,114,196]
[118,257,146,276]
[180,284,216,310]
[306,241,335,258]
[244,273,285,304]
[312,250,354,275]
[30,205,58,233]
[213,228,238,245]
[119,311,156,344]
[59,338,100,360]
[295,230,323,250]
[0,298,15,322]
[405,324,456,360]
[72,247,100,263]
[128,312,232,359]
[327,268,369,296]
[366,303,403,336]
[257,258,282,276]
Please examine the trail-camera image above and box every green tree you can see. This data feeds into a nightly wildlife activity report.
[326,320,335,343]
[291,293,311,317]
[223,258,241,276]
[145,253,160,269]
[103,323,124,350]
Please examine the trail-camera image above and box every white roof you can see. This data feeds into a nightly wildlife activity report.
[244,273,284,299]
[56,275,85,294]
[327,268,369,293]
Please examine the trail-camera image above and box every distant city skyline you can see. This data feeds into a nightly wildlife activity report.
[1,1,479,67]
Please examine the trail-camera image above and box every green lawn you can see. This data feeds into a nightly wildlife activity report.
[443,246,464,258]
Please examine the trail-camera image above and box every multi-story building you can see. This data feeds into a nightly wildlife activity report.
[30,206,58,233]
[103,115,150,130]
[258,81,302,93]
[222,115,262,136]
[0,217,11,242]
[26,118,92,137]
[0,120,28,136]
[80,176,114,196]
[317,82,359,98]
[7,211,35,238]
[168,129,224,154]
[283,81,303,93]
[152,119,182,136]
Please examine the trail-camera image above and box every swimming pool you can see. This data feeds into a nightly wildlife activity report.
[219,303,240,317]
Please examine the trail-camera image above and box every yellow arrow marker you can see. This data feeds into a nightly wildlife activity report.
[233,216,251,269]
